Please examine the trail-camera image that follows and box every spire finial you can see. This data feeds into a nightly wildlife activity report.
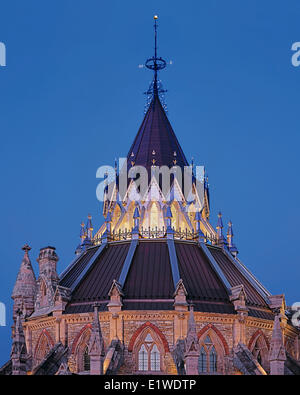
[227,220,238,257]
[144,15,167,103]
[216,212,226,246]
[22,244,31,254]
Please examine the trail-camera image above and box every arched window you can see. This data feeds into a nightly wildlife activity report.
[150,344,160,371]
[137,333,161,372]
[209,346,217,372]
[74,327,92,373]
[199,346,207,373]
[138,345,148,371]
[83,346,90,372]
[34,332,52,367]
[250,333,269,372]
[198,335,218,374]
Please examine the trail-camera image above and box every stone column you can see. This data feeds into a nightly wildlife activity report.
[88,303,105,375]
[230,285,248,346]
[184,305,199,375]
[55,318,61,343]
[11,310,28,375]
[269,314,286,375]
[173,279,188,343]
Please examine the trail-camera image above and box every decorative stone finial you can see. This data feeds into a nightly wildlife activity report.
[269,314,286,375]
[88,303,105,375]
[184,304,200,374]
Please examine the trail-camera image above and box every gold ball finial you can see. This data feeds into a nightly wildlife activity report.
[154,15,158,20]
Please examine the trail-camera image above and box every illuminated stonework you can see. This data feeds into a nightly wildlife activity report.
[2,19,300,376]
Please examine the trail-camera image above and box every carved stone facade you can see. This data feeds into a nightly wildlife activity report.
[7,300,297,375]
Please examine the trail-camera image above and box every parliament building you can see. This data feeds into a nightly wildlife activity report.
[1,17,300,376]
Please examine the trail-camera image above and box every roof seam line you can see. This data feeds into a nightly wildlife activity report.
[199,242,232,291]
[167,239,180,289]
[70,242,107,292]
[118,239,139,288]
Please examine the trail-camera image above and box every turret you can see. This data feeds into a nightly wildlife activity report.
[12,245,37,321]
[10,310,28,375]
[34,246,59,312]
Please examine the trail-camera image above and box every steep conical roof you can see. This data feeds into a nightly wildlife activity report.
[127,94,189,176]
[12,245,36,299]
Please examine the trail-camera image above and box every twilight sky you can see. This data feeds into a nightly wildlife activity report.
[0,0,300,364]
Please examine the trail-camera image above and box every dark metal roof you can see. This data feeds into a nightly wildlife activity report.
[61,240,273,319]
[127,95,189,175]
[63,243,130,314]
[60,247,99,288]
[123,240,173,299]
[175,242,230,302]
[208,246,268,308]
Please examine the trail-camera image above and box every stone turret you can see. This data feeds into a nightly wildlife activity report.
[88,303,105,375]
[12,245,37,321]
[269,314,286,375]
[11,310,28,375]
[35,246,59,312]
[184,305,199,374]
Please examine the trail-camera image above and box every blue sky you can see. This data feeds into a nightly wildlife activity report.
[0,0,300,364]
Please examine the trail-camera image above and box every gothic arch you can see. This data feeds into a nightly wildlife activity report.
[71,324,92,373]
[71,324,92,354]
[128,322,168,373]
[34,329,55,366]
[197,324,229,356]
[248,330,269,371]
[128,322,169,352]
[197,324,229,374]
[248,330,269,351]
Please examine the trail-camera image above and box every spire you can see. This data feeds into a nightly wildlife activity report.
[128,16,188,179]
[133,203,140,232]
[194,208,204,240]
[144,15,167,101]
[184,304,200,374]
[269,314,286,375]
[165,204,173,229]
[75,222,87,254]
[11,310,28,375]
[227,220,238,256]
[12,244,37,320]
[81,216,93,250]
[80,222,86,243]
[86,214,93,240]
[216,212,226,246]
[88,303,105,375]
[187,304,198,342]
